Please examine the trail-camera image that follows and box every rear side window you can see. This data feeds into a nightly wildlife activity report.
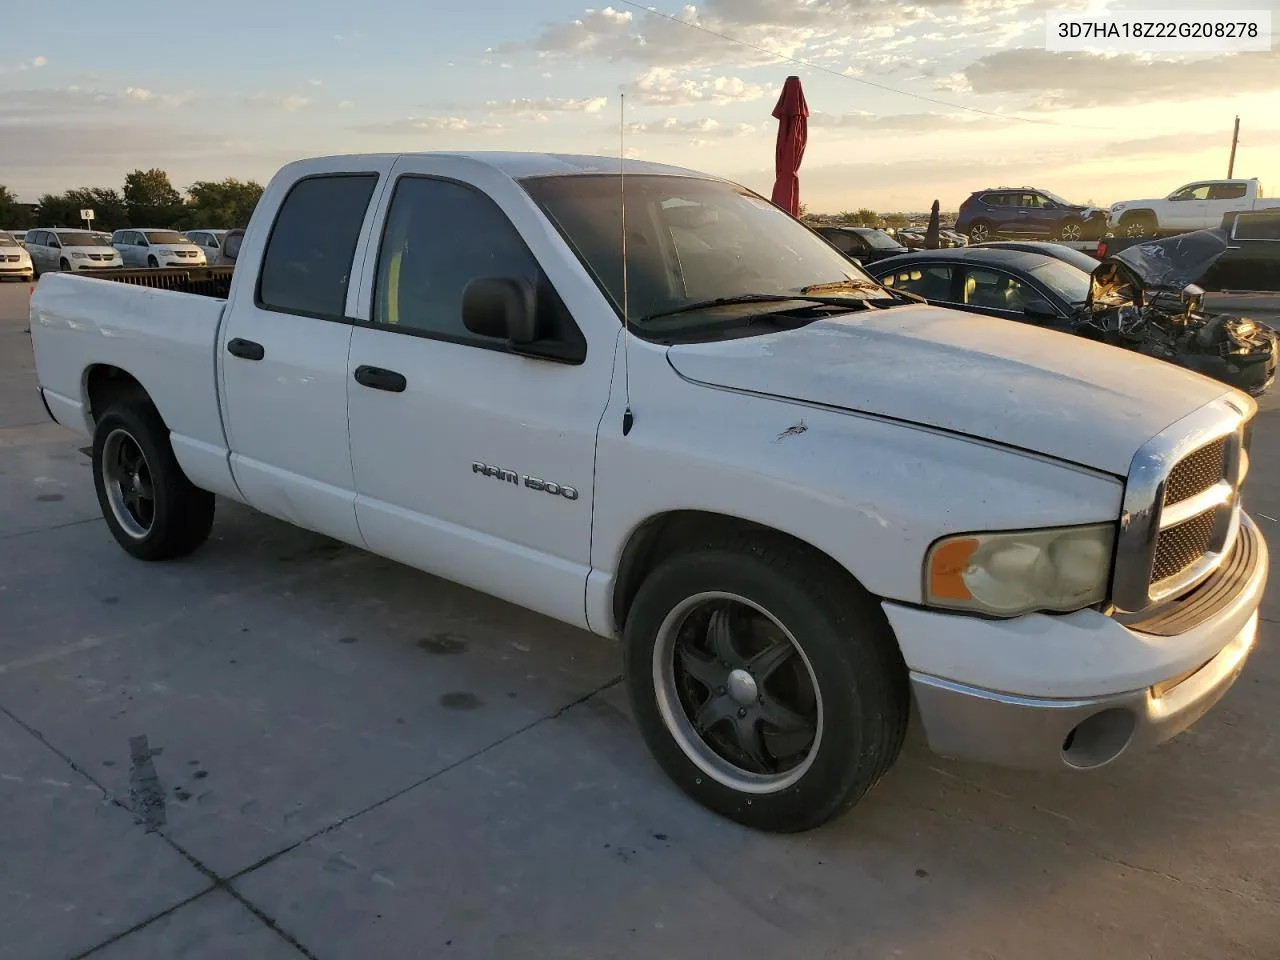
[258,173,379,320]
[1235,214,1280,241]
[1210,183,1248,200]
[880,264,954,300]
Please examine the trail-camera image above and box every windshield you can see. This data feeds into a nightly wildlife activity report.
[853,228,903,250]
[145,231,187,245]
[521,174,895,332]
[58,232,112,247]
[0,234,16,246]
[1028,259,1092,304]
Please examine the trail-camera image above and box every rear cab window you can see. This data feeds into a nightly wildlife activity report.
[257,174,380,319]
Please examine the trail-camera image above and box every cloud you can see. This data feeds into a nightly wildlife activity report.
[242,94,312,111]
[627,117,760,137]
[960,49,1280,109]
[0,55,48,73]
[629,67,765,106]
[353,116,505,134]
[0,86,192,117]
[31,55,48,68]
[809,109,1013,132]
[338,100,354,110]
[485,96,609,119]
[308,79,324,87]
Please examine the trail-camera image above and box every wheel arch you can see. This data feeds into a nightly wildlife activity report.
[83,364,161,428]
[609,509,873,636]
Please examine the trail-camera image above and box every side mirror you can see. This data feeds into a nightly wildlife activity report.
[462,277,538,343]
[1023,300,1059,321]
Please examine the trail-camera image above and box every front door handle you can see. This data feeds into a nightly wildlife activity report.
[353,365,407,393]
[227,338,265,361]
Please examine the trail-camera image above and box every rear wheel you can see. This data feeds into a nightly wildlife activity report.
[624,535,909,832]
[967,220,991,243]
[92,403,214,561]
[1057,219,1083,242]
[1121,212,1156,238]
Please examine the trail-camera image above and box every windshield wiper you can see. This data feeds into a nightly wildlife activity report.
[802,278,925,305]
[640,293,871,324]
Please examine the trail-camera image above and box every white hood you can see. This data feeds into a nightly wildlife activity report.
[666,304,1233,475]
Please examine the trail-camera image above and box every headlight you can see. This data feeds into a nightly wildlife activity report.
[925,523,1114,617]
[157,247,173,255]
[70,251,87,258]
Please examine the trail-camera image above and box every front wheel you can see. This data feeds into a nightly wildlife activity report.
[59,258,70,272]
[147,255,159,268]
[92,403,215,560]
[624,536,909,832]
[1057,219,1084,242]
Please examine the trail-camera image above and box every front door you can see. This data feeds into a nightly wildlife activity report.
[344,160,613,628]
[218,162,392,545]
[1166,183,1211,231]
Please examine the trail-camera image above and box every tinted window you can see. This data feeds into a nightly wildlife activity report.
[1235,213,1280,241]
[853,229,901,250]
[880,264,954,300]
[259,174,379,319]
[819,229,861,255]
[962,267,1031,311]
[983,193,1010,207]
[372,178,550,345]
[1210,183,1248,200]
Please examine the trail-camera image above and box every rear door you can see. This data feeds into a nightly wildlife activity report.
[342,157,612,627]
[218,160,393,544]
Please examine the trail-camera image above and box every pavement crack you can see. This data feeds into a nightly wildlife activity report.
[227,674,625,883]
[0,516,101,542]
[68,888,217,960]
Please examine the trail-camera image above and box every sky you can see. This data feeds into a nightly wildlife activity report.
[1,0,1278,212]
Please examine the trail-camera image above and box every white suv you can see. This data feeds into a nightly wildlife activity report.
[24,228,124,274]
[111,229,207,268]
[0,231,34,281]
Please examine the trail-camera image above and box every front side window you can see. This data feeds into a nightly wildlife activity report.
[522,174,893,333]
[1171,184,1211,201]
[373,177,543,341]
[258,174,379,319]
[962,267,1031,311]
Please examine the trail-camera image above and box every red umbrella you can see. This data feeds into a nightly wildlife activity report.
[770,75,809,218]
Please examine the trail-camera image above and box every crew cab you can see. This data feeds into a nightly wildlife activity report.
[1109,179,1280,238]
[29,152,1269,832]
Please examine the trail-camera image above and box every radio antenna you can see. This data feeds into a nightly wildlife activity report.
[620,91,635,437]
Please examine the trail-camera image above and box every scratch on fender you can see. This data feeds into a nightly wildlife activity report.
[774,420,808,443]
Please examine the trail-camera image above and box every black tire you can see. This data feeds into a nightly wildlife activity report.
[967,220,992,243]
[59,258,70,272]
[624,534,909,833]
[1057,218,1084,242]
[1120,212,1156,238]
[147,255,158,268]
[92,403,214,561]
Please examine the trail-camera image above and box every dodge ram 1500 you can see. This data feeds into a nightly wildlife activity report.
[30,152,1269,832]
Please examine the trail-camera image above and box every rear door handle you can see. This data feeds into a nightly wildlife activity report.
[227,338,265,361]
[353,365,407,393]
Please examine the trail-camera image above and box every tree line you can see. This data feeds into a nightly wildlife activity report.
[0,169,264,231]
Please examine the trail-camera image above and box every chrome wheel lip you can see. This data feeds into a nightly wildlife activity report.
[101,428,153,540]
[652,591,824,795]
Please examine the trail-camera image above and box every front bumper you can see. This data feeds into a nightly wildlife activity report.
[160,257,205,268]
[69,260,122,271]
[891,512,1267,770]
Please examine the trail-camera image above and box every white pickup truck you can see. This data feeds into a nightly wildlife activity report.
[30,152,1268,832]
[1109,178,1280,237]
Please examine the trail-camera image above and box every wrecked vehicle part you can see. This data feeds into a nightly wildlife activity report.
[1082,230,1278,395]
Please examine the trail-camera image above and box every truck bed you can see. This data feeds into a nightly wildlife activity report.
[79,265,234,299]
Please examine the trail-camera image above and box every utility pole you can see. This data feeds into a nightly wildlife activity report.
[1228,116,1240,178]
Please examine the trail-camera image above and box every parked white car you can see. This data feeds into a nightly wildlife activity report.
[24,228,124,274]
[184,229,231,265]
[0,231,34,281]
[1109,178,1280,237]
[111,229,206,268]
[29,151,1268,833]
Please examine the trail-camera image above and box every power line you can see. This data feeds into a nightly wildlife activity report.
[615,0,1114,130]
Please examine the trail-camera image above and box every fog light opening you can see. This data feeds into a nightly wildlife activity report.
[1061,708,1137,769]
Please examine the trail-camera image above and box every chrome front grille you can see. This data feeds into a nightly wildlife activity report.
[1152,510,1217,583]
[1163,437,1226,506]
[1113,398,1254,614]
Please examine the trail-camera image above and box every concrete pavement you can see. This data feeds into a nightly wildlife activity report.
[1,280,1278,959]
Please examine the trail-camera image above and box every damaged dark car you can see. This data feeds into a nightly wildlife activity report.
[1084,230,1278,395]
[870,231,1278,395]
